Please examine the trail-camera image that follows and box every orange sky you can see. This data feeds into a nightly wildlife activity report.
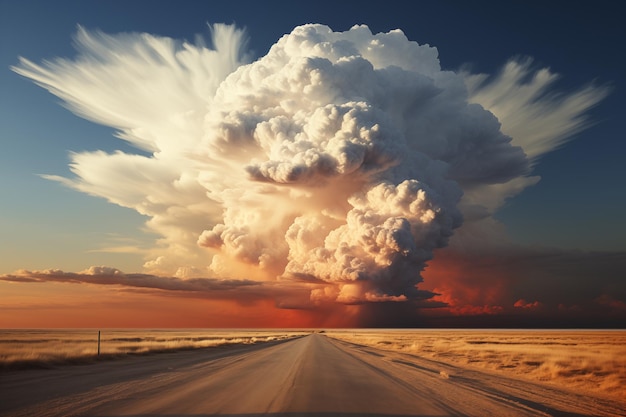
[0,280,362,328]
[2,255,625,328]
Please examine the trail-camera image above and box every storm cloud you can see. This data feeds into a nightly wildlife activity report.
[12,23,610,312]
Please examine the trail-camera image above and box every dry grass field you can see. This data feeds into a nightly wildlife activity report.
[0,329,306,369]
[1,330,625,416]
[325,329,626,403]
[3,328,624,406]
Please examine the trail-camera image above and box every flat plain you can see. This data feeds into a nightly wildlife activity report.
[325,329,626,403]
[0,330,624,416]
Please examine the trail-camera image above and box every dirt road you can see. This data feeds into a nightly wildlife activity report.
[1,334,623,416]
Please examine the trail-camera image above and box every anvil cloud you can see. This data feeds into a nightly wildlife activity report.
[12,23,609,310]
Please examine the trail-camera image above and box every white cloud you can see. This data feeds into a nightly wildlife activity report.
[13,24,608,304]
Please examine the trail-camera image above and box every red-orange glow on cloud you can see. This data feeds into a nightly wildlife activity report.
[514,299,543,310]
[420,247,626,327]
[421,250,508,315]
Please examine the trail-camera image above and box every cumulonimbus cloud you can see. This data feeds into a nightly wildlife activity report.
[13,23,609,306]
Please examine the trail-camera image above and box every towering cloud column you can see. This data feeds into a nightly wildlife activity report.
[15,23,603,307]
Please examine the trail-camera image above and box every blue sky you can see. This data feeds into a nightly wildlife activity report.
[1,0,624,271]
